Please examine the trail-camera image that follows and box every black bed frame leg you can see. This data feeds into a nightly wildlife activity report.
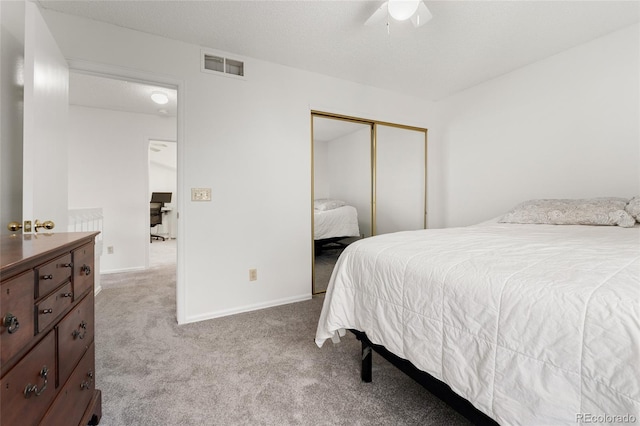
[361,341,372,383]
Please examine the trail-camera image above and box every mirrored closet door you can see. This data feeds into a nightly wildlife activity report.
[311,112,427,295]
[374,124,427,235]
[312,115,372,294]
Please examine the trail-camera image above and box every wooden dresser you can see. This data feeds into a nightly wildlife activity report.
[1,232,102,426]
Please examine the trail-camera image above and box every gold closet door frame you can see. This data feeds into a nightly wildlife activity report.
[310,110,428,295]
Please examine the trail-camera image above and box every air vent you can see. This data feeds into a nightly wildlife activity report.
[202,51,245,78]
[225,59,244,76]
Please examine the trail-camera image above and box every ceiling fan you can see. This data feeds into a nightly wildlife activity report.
[150,142,168,153]
[365,0,433,29]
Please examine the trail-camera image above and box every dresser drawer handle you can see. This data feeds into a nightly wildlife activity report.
[41,274,53,280]
[80,370,94,390]
[80,264,92,276]
[60,262,73,268]
[2,313,20,334]
[24,366,49,398]
[61,292,73,298]
[40,308,53,315]
[72,320,88,340]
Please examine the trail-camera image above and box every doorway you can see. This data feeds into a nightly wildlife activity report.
[0,2,185,322]
[149,139,177,266]
[67,69,179,301]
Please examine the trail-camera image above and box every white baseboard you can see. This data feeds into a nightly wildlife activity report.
[94,285,103,296]
[100,266,146,275]
[181,294,312,325]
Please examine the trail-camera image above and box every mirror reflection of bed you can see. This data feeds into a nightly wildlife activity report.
[312,116,371,293]
[314,200,362,293]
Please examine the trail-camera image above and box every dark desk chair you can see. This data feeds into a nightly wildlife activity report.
[150,202,165,242]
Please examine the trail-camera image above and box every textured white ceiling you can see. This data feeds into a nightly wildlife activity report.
[69,72,177,117]
[43,1,639,102]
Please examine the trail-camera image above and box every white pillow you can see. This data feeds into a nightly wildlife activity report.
[625,196,640,222]
[499,197,636,228]
[314,199,347,211]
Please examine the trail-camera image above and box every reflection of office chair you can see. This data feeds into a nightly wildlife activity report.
[150,202,164,242]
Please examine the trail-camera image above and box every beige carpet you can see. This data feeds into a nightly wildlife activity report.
[313,247,341,293]
[95,239,470,425]
[314,237,361,293]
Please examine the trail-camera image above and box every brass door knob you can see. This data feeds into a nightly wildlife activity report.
[34,220,55,232]
[7,222,22,232]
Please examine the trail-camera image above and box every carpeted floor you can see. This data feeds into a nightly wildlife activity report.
[96,240,470,425]
[314,237,361,293]
[313,247,342,293]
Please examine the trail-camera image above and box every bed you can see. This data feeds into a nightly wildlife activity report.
[314,199,360,249]
[316,197,640,425]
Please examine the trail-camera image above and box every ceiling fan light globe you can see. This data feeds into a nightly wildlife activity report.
[388,0,420,21]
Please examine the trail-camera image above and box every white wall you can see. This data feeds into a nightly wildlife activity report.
[68,105,177,273]
[0,1,24,233]
[438,24,640,227]
[44,10,439,323]
[40,7,637,324]
[327,127,372,237]
[313,140,329,199]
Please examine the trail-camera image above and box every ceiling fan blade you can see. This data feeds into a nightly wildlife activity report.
[365,1,388,26]
[411,1,433,27]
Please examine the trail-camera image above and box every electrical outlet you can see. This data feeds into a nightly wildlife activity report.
[249,269,257,281]
[107,246,114,254]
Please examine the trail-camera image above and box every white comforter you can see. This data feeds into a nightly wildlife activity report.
[314,205,360,240]
[316,222,640,425]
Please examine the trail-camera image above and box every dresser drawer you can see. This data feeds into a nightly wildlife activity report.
[58,291,94,386]
[36,282,74,333]
[41,342,95,426]
[73,243,94,299]
[0,331,56,426]
[1,270,35,366]
[35,253,72,299]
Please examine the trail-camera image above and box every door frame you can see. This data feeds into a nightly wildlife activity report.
[68,59,187,324]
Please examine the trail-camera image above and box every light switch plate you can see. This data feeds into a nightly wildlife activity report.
[191,187,212,201]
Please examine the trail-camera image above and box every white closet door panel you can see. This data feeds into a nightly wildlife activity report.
[23,1,69,229]
[375,125,425,235]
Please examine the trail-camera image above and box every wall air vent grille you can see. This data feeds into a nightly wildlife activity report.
[202,52,245,78]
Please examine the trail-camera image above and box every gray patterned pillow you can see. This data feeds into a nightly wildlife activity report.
[625,196,640,222]
[499,198,636,228]
[314,199,346,211]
